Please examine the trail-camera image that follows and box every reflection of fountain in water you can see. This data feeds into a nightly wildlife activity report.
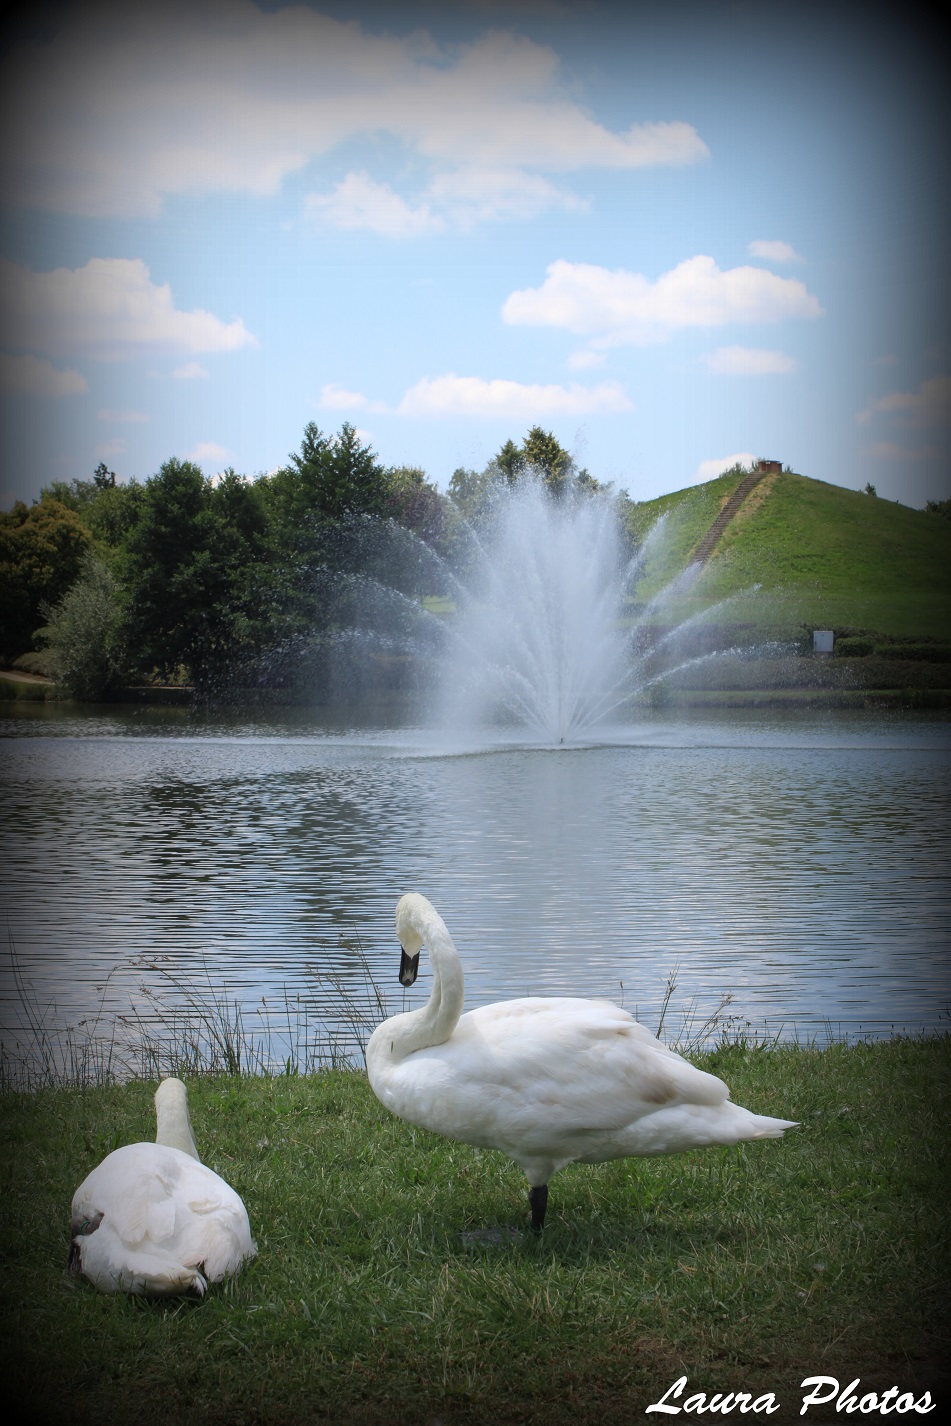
[334,479,759,742]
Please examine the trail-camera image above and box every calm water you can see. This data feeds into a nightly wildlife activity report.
[1,701,949,1064]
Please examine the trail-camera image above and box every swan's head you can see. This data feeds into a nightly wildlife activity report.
[396,893,429,986]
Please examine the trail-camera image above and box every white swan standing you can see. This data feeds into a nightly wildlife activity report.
[69,1077,257,1295]
[366,894,798,1231]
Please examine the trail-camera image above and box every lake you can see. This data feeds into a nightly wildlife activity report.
[1,701,949,1074]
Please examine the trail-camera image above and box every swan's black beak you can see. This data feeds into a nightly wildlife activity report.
[399,948,420,987]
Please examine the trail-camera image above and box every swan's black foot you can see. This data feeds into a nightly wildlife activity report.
[528,1184,548,1233]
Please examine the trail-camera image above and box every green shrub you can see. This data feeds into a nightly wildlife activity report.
[835,636,874,657]
[873,642,951,662]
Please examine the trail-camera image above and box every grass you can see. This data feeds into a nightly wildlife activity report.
[630,470,951,642]
[1,1036,948,1425]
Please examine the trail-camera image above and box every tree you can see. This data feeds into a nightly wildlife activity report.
[35,554,128,700]
[494,439,526,484]
[522,426,573,492]
[0,498,92,659]
[925,497,951,519]
[271,420,391,530]
[121,459,267,687]
[385,466,449,553]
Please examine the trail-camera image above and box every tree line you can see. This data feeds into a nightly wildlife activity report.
[0,422,613,700]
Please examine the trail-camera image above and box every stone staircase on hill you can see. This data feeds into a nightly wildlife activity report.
[690,466,770,565]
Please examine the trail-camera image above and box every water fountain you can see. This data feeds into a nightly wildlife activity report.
[423,479,727,743]
[329,475,763,742]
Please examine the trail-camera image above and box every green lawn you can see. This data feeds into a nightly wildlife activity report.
[629,472,951,641]
[2,1039,948,1424]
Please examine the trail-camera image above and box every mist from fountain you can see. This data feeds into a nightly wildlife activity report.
[326,477,764,744]
[427,479,732,744]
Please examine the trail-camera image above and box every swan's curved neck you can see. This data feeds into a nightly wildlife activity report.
[155,1085,200,1160]
[387,913,465,1060]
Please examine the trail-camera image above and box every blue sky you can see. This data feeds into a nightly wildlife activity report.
[1,0,948,511]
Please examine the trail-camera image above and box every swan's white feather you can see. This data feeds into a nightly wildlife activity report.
[367,895,797,1197]
[70,1082,256,1295]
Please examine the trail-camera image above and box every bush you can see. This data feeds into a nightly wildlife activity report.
[873,642,951,662]
[35,555,129,700]
[835,636,874,657]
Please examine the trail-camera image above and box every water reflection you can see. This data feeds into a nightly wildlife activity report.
[1,703,949,1063]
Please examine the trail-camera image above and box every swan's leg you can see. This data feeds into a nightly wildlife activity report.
[528,1184,548,1232]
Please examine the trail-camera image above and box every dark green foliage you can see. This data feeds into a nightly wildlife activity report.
[925,497,951,519]
[120,460,269,689]
[522,425,573,492]
[265,421,391,540]
[0,497,93,659]
[495,438,527,483]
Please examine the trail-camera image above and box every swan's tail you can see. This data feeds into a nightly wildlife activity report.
[748,1114,799,1139]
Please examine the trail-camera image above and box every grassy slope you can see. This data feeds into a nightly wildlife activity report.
[2,1043,948,1426]
[629,472,951,640]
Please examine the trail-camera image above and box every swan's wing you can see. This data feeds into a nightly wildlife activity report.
[72,1144,181,1246]
[388,998,730,1157]
[74,1224,209,1296]
[467,998,727,1115]
[71,1144,255,1281]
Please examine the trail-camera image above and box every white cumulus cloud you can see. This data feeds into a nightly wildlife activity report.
[503,256,823,347]
[306,175,444,238]
[398,374,632,418]
[695,452,759,481]
[857,375,951,428]
[319,383,372,410]
[701,346,798,375]
[187,441,231,469]
[0,1,708,222]
[0,256,257,361]
[0,352,86,396]
[748,239,801,262]
[171,361,209,380]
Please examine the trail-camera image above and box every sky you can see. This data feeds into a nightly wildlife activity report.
[0,0,948,512]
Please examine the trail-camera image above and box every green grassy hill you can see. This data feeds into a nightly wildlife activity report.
[629,470,951,641]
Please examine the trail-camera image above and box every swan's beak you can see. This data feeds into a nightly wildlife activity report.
[399,948,420,987]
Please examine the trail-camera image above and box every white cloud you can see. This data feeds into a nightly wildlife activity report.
[187,440,231,468]
[503,256,823,347]
[306,174,444,238]
[307,164,589,236]
[97,408,149,423]
[0,1,708,222]
[0,257,257,361]
[319,383,371,410]
[701,346,798,375]
[397,373,632,418]
[567,349,607,371]
[865,440,945,462]
[748,239,800,262]
[172,361,210,380]
[695,452,758,481]
[95,439,126,458]
[0,352,86,396]
[857,375,951,428]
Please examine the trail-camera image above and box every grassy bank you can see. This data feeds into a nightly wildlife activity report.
[630,470,951,641]
[2,1039,948,1425]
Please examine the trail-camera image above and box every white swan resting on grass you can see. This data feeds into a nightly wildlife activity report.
[366,894,798,1230]
[69,1077,256,1295]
